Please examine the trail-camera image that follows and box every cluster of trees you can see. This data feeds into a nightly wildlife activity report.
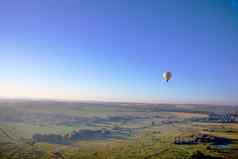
[208,113,238,123]
[174,134,231,145]
[191,113,238,123]
[190,151,224,159]
[33,133,71,144]
[32,128,131,145]
[64,129,113,140]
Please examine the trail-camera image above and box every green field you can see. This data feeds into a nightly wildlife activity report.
[0,100,238,159]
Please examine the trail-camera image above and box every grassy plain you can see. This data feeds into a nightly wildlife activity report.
[0,100,238,159]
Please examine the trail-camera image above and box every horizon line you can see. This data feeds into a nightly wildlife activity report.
[0,96,237,107]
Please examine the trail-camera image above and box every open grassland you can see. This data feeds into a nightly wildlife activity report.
[172,112,208,119]
[0,100,238,158]
[1,121,237,159]
[0,122,77,139]
[35,123,225,159]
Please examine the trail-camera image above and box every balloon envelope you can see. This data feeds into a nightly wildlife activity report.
[163,72,172,82]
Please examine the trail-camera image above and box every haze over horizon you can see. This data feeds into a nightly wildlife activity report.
[1,0,238,105]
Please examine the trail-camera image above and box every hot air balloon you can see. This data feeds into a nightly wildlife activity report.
[163,72,172,82]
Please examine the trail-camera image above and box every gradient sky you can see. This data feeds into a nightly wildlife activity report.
[0,0,238,105]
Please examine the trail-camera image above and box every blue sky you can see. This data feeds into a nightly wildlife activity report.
[0,0,238,105]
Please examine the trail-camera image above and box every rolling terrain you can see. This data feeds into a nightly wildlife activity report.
[0,99,238,159]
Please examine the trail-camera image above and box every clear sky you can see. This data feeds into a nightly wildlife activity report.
[0,0,238,105]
